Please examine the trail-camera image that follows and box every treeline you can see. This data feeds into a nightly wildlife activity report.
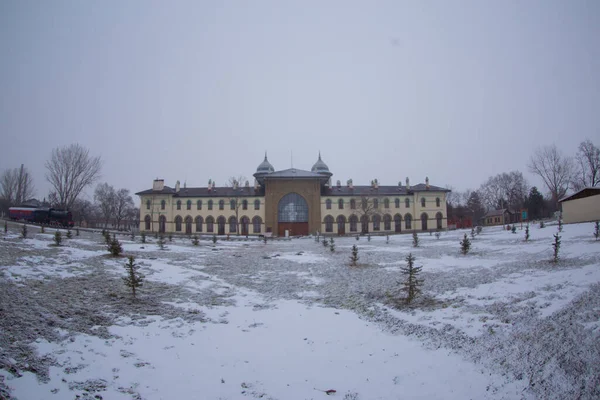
[448,139,599,221]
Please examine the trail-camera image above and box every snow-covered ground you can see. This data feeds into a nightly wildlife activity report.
[1,221,599,399]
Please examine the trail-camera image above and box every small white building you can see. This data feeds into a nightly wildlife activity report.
[559,188,600,224]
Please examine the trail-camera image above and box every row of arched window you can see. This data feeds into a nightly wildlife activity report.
[144,215,263,235]
[322,212,444,233]
[146,199,261,211]
[325,197,441,210]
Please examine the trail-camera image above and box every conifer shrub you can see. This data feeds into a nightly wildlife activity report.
[263,235,267,244]
[154,231,158,239]
[434,231,441,239]
[525,224,530,242]
[386,234,390,244]
[21,224,27,239]
[3,221,7,233]
[192,235,199,246]
[367,234,371,242]
[212,234,217,244]
[168,233,173,242]
[594,221,599,241]
[471,227,475,239]
[75,228,79,236]
[476,225,482,235]
[400,253,423,304]
[53,230,62,246]
[540,220,545,229]
[552,233,561,263]
[40,225,45,233]
[108,235,123,256]
[123,256,144,298]
[157,234,166,250]
[460,233,471,255]
[141,231,146,243]
[350,244,359,266]
[355,235,359,241]
[66,230,72,239]
[558,218,563,232]
[322,238,328,247]
[130,230,135,241]
[511,225,517,234]
[412,232,419,247]
[103,230,111,246]
[329,237,335,252]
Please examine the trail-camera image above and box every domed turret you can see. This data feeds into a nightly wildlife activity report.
[311,152,330,174]
[256,152,274,174]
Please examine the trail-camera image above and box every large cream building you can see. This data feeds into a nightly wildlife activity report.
[136,154,450,237]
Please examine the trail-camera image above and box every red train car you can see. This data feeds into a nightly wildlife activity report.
[8,207,36,222]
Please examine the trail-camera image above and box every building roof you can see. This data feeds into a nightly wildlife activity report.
[311,152,330,174]
[263,168,328,180]
[484,209,508,217]
[322,184,449,196]
[136,186,264,198]
[558,187,600,203]
[255,153,275,174]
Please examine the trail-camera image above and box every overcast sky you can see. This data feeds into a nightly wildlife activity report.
[1,0,599,203]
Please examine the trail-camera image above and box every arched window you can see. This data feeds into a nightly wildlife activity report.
[395,198,400,208]
[394,214,402,233]
[144,215,151,230]
[324,215,334,233]
[326,199,332,210]
[405,198,410,208]
[185,216,193,234]
[254,199,260,210]
[177,200,182,210]
[421,198,426,207]
[421,213,428,230]
[436,212,443,230]
[373,214,381,231]
[349,215,358,232]
[217,216,226,235]
[195,216,203,232]
[230,200,236,210]
[252,216,262,233]
[436,197,441,207]
[338,198,344,209]
[187,200,192,210]
[337,215,346,234]
[240,216,250,235]
[278,193,309,222]
[208,200,213,210]
[197,200,202,210]
[206,216,214,233]
[405,213,412,230]
[175,215,183,232]
[229,216,237,233]
[360,215,369,234]
[350,199,356,210]
[159,215,166,233]
[383,198,390,209]
[242,200,248,210]
[383,214,392,231]
[161,200,166,210]
[146,199,151,210]
[373,199,379,209]
[219,200,225,210]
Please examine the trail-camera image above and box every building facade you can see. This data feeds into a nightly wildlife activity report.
[559,187,600,224]
[136,154,450,236]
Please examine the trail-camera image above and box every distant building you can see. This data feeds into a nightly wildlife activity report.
[135,153,450,236]
[559,187,600,224]
[482,209,523,226]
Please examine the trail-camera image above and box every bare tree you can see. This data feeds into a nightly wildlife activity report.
[114,188,134,230]
[0,165,35,205]
[71,198,94,227]
[573,139,600,191]
[528,145,574,208]
[354,190,384,234]
[480,171,528,210]
[45,144,102,210]
[94,183,116,228]
[226,175,248,235]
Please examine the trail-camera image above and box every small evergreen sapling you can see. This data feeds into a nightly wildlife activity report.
[263,235,267,244]
[355,234,359,241]
[524,224,530,242]
[329,237,335,252]
[471,227,475,239]
[54,230,62,246]
[157,234,166,250]
[460,233,471,255]
[400,253,423,304]
[76,228,79,236]
[40,225,45,233]
[434,231,441,239]
[168,233,173,242]
[108,235,123,256]
[66,230,72,239]
[511,225,517,234]
[476,226,482,235]
[412,232,419,247]
[367,234,371,242]
[558,218,563,232]
[539,220,545,229]
[21,224,27,239]
[141,231,146,243]
[103,230,111,246]
[123,256,144,298]
[192,235,199,246]
[552,233,561,263]
[594,221,599,241]
[130,230,135,241]
[154,231,158,239]
[212,234,217,244]
[350,244,359,266]
[322,238,328,247]
[3,221,7,233]
[386,234,390,244]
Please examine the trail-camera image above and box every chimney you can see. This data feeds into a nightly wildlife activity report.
[406,177,410,190]
[208,179,212,192]
[153,179,165,191]
[233,180,238,190]
[254,179,259,190]
[347,179,353,189]
[398,180,402,189]
[175,180,180,193]
[425,177,430,190]
[374,179,379,189]
[336,180,341,189]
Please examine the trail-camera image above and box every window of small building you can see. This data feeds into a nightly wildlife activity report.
[187,200,191,210]
[405,198,410,208]
[395,198,400,208]
[242,200,248,210]
[175,215,182,231]
[436,197,441,207]
[373,214,381,231]
[373,199,379,209]
[177,200,181,210]
[230,200,235,210]
[324,215,334,233]
[350,199,356,209]
[338,198,344,209]
[252,216,262,233]
[421,198,426,207]
[208,200,213,210]
[146,199,151,210]
[161,200,166,210]
[326,199,332,209]
[197,200,202,210]
[383,198,390,209]
[219,200,224,210]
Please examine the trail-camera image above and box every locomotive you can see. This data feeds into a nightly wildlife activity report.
[8,207,74,227]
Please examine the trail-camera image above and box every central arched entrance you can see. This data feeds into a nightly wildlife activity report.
[277,192,309,236]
